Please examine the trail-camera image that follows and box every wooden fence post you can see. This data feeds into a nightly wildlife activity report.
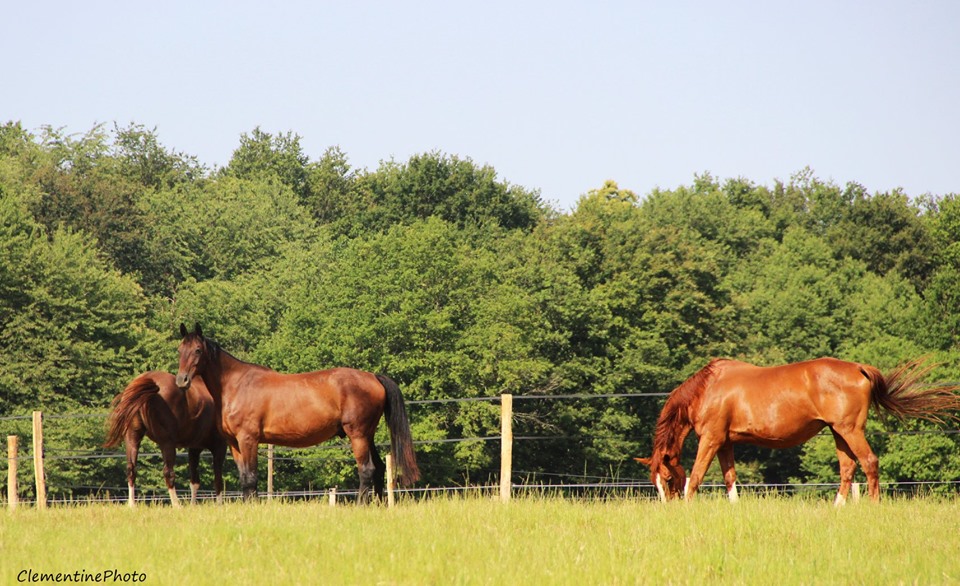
[500,393,513,503]
[267,444,274,499]
[32,411,46,510]
[386,454,395,508]
[7,435,17,510]
[328,487,337,507]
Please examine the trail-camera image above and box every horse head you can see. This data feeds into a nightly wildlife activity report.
[176,323,206,390]
[635,451,686,501]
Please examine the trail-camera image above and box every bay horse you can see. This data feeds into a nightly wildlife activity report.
[104,371,227,507]
[175,323,420,502]
[636,357,960,504]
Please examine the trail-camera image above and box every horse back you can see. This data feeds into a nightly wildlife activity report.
[140,372,218,448]
[129,372,181,445]
[710,358,871,398]
[230,367,386,447]
[296,367,386,412]
[699,358,873,445]
[244,366,385,403]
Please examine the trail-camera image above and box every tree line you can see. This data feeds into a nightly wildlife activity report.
[1,121,959,497]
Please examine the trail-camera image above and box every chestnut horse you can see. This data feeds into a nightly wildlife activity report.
[104,371,226,507]
[636,357,960,504]
[175,324,420,502]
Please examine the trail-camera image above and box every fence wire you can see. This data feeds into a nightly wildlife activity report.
[3,391,960,503]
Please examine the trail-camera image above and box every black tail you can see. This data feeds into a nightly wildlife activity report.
[377,374,421,486]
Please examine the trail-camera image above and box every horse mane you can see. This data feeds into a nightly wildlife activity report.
[651,359,723,460]
[199,335,273,373]
[202,336,223,362]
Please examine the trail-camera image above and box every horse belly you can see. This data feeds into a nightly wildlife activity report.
[725,397,826,448]
[727,420,826,448]
[260,402,342,448]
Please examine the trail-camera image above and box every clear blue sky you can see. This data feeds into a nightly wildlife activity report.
[3,1,958,210]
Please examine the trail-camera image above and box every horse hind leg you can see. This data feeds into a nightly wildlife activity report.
[234,436,260,500]
[830,430,859,506]
[832,426,880,502]
[371,443,386,500]
[349,436,384,505]
[717,442,739,502]
[124,430,144,508]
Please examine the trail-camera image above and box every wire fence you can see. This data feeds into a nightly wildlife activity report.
[7,477,960,509]
[3,391,960,506]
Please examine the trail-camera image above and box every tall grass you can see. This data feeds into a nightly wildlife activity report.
[2,493,958,584]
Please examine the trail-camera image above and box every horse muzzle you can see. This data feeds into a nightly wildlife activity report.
[175,373,191,390]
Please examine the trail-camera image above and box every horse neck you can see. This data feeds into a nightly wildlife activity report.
[200,344,250,406]
[654,362,716,457]
[183,383,213,420]
[653,402,694,459]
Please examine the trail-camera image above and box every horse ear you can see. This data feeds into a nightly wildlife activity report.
[634,457,652,466]
[194,323,203,337]
[180,323,188,337]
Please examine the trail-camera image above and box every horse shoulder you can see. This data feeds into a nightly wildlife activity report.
[703,360,756,401]
[709,363,786,427]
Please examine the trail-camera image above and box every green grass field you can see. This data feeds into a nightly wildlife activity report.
[2,494,958,585]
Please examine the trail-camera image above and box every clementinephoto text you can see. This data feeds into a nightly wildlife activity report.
[17,569,147,583]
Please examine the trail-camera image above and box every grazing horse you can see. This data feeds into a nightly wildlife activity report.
[175,323,420,502]
[636,357,960,504]
[104,371,227,507]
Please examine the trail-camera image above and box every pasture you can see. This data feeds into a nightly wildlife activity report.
[2,494,958,585]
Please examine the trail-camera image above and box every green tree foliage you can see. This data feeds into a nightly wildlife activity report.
[881,430,960,495]
[831,188,935,290]
[303,146,357,225]
[729,228,867,363]
[7,124,206,295]
[252,219,501,482]
[27,125,149,277]
[1,121,958,496]
[112,123,205,189]
[560,179,738,371]
[221,127,310,202]
[148,176,315,281]
[921,194,960,349]
[334,151,546,235]
[0,191,157,414]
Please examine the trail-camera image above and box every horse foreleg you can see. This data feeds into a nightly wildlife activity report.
[188,448,201,505]
[686,436,722,501]
[160,444,181,508]
[717,442,738,502]
[235,436,260,500]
